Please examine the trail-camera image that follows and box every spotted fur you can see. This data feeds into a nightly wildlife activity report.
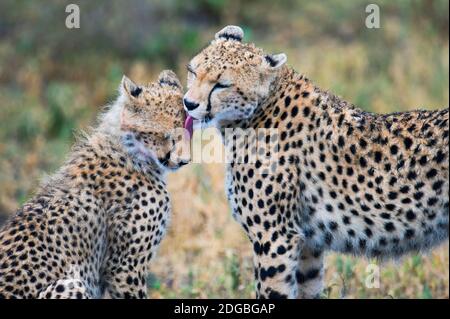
[0,70,190,299]
[184,26,449,299]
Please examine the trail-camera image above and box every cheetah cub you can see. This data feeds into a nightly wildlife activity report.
[0,70,190,299]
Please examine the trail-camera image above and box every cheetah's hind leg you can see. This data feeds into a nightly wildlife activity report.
[38,279,91,299]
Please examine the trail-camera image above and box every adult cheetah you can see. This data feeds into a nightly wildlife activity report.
[183,26,449,299]
[0,70,190,298]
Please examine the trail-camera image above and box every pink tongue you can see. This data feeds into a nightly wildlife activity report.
[184,115,194,138]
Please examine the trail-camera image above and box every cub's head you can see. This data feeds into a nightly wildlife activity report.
[119,70,190,171]
[183,25,287,126]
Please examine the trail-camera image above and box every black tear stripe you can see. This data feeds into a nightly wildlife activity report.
[207,85,218,112]
[207,89,213,113]
[207,83,232,113]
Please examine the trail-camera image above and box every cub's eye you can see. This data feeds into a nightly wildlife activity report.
[213,82,232,90]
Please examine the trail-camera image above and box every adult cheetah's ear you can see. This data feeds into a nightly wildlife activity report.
[120,75,142,99]
[214,25,244,42]
[263,53,287,70]
[158,70,182,90]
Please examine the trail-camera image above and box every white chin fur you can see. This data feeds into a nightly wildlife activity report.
[122,132,168,173]
[186,107,209,121]
[215,108,254,124]
[188,104,256,128]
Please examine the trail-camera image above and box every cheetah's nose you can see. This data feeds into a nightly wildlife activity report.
[183,98,199,111]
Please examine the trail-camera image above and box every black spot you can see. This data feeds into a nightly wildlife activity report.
[338,136,345,148]
[359,139,367,149]
[390,145,399,155]
[432,180,444,191]
[263,242,271,255]
[388,192,398,200]
[257,199,264,208]
[285,96,291,107]
[405,229,415,239]
[384,222,395,232]
[433,150,446,164]
[342,216,351,225]
[413,192,424,200]
[359,157,367,168]
[385,203,396,211]
[303,107,311,117]
[403,137,413,149]
[419,156,428,166]
[329,221,338,230]
[253,242,262,255]
[269,205,277,215]
[399,186,410,194]
[380,212,391,219]
[277,246,286,255]
[374,151,382,163]
[426,168,438,179]
[427,197,439,206]
[406,210,416,221]
[306,268,320,281]
[407,171,417,180]
[55,285,65,293]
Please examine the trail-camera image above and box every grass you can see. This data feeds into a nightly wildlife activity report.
[0,1,448,298]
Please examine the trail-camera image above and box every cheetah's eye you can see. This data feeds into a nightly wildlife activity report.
[187,64,197,77]
[213,82,232,90]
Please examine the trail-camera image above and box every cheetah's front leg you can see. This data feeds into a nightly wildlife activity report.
[297,246,324,299]
[252,233,301,299]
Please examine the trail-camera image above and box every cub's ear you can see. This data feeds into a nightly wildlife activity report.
[214,25,244,42]
[158,70,182,90]
[120,75,142,99]
[263,53,287,70]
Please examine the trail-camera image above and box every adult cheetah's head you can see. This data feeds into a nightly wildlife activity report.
[119,70,190,171]
[183,25,287,127]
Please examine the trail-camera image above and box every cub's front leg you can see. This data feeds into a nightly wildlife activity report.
[101,208,154,299]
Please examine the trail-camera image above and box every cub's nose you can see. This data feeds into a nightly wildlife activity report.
[183,98,199,111]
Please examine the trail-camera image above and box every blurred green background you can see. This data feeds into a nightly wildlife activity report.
[0,0,448,298]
